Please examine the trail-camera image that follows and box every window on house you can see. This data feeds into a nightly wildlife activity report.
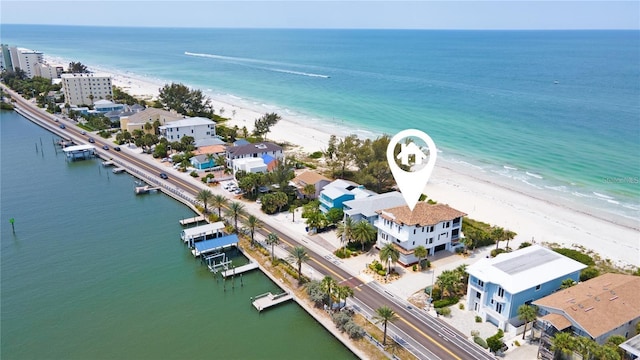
[498,287,504,297]
[496,303,503,313]
[478,280,484,287]
[413,229,416,234]
[476,292,481,299]
[412,241,415,246]
[535,285,541,291]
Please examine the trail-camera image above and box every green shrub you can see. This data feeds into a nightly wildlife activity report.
[519,242,532,249]
[459,303,465,310]
[491,248,506,257]
[580,266,600,281]
[475,315,482,323]
[412,265,417,271]
[553,248,595,266]
[514,340,520,347]
[190,171,198,178]
[433,297,459,308]
[309,151,323,159]
[343,321,364,339]
[377,270,387,276]
[335,248,351,259]
[474,336,488,349]
[436,307,451,316]
[421,259,431,269]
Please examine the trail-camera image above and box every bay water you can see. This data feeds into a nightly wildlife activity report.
[0,110,355,359]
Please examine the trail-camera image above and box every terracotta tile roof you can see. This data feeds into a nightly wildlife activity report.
[292,171,330,187]
[194,145,226,156]
[533,273,640,339]
[377,202,466,226]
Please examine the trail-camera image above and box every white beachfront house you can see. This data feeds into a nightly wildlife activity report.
[466,245,587,332]
[225,142,283,169]
[61,73,113,106]
[374,202,466,265]
[343,191,406,224]
[159,117,217,142]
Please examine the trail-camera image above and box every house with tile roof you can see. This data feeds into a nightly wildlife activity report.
[534,273,640,359]
[343,191,406,225]
[290,171,331,199]
[466,245,587,333]
[375,202,466,265]
[120,107,184,133]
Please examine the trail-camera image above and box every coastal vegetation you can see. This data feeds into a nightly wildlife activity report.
[372,305,398,346]
[156,82,213,118]
[550,332,626,360]
[1,70,61,113]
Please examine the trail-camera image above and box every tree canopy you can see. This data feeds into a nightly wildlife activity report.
[253,112,281,140]
[157,82,212,117]
[68,62,89,73]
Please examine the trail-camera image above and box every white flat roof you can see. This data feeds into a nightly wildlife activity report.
[181,222,225,239]
[62,144,95,152]
[466,245,587,294]
[161,117,215,128]
[344,191,406,217]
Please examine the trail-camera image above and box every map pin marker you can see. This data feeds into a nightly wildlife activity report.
[386,129,438,211]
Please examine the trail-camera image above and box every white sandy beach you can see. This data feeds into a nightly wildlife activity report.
[49,56,640,267]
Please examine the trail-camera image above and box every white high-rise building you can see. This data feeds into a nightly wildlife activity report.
[4,47,44,78]
[61,73,113,106]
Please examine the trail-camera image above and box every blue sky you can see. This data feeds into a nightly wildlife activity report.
[1,1,638,29]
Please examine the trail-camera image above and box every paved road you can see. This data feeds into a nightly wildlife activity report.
[4,86,494,360]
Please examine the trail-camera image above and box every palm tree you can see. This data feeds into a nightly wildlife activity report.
[321,276,337,310]
[336,217,355,252]
[205,153,215,169]
[551,332,576,359]
[289,206,297,222]
[265,232,280,261]
[287,246,310,285]
[379,243,400,275]
[196,189,213,214]
[373,305,398,346]
[560,278,576,289]
[245,215,261,247]
[273,191,288,213]
[413,245,428,270]
[492,226,505,250]
[352,220,377,251]
[504,229,516,250]
[302,183,316,199]
[575,336,598,360]
[336,284,354,309]
[226,201,245,233]
[517,304,538,340]
[436,270,461,299]
[210,194,228,218]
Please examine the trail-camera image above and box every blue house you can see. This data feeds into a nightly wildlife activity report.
[318,179,375,213]
[190,154,216,170]
[465,245,586,333]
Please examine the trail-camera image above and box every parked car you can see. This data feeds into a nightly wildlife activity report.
[102,145,109,150]
[81,130,86,135]
[88,138,95,143]
[159,173,168,179]
[113,146,121,151]
[59,124,65,129]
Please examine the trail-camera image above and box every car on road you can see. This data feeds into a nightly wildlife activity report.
[159,173,169,179]
[59,124,65,129]
[113,146,121,151]
[81,130,86,135]
[88,138,95,143]
[102,145,109,150]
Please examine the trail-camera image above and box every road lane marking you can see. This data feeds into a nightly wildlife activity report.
[398,316,462,360]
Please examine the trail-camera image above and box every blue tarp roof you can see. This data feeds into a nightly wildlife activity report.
[261,154,275,164]
[194,234,239,254]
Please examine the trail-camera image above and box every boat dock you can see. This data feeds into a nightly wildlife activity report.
[251,292,293,312]
[112,167,126,174]
[135,185,160,194]
[222,262,259,278]
[102,160,115,167]
[179,215,206,226]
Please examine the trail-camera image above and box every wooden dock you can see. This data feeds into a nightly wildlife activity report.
[179,215,206,226]
[222,262,259,278]
[251,292,293,312]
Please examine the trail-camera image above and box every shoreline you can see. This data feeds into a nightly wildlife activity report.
[44,55,639,266]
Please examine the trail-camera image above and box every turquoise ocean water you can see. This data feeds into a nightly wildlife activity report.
[1,26,639,222]
[0,111,355,359]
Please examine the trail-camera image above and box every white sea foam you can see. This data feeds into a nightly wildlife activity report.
[526,171,543,179]
[268,68,330,78]
[503,165,518,170]
[593,192,614,200]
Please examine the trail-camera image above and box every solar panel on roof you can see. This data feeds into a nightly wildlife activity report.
[494,248,560,275]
